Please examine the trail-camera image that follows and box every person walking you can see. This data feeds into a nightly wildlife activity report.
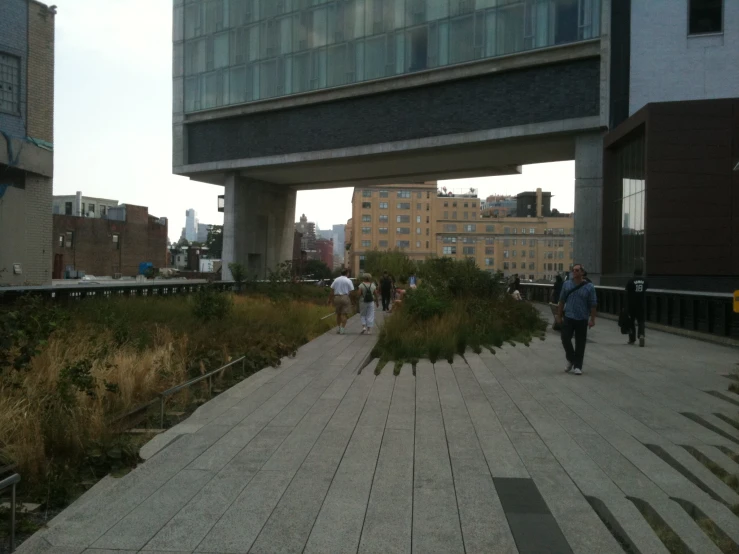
[626,268,648,347]
[329,268,354,335]
[552,275,564,304]
[555,264,597,375]
[408,271,418,289]
[358,273,379,334]
[380,271,393,312]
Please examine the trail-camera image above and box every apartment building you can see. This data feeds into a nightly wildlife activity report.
[351,186,573,281]
[350,183,437,275]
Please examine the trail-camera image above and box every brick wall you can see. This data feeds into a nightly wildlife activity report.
[26,0,54,142]
[188,58,601,164]
[0,0,28,138]
[52,207,168,277]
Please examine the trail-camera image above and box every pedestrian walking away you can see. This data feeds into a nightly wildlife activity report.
[329,269,354,335]
[626,268,648,347]
[380,271,393,312]
[358,273,379,334]
[555,264,597,375]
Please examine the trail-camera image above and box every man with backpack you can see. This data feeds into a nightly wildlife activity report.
[626,268,648,347]
[358,273,379,334]
[555,264,597,375]
[380,271,393,312]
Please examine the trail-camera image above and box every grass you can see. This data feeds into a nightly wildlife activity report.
[629,497,691,554]
[0,291,332,507]
[683,445,739,494]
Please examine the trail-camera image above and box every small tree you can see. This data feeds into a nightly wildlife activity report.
[364,249,416,282]
[303,259,332,280]
[228,262,246,292]
[206,225,223,258]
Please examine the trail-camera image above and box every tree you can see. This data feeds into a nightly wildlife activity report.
[304,259,332,280]
[206,225,223,258]
[364,249,416,283]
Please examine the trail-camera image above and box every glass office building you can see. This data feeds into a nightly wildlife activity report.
[177,0,601,112]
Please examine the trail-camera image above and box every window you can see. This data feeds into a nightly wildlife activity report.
[530,263,536,270]
[485,258,494,266]
[397,203,410,209]
[397,190,411,198]
[397,215,410,223]
[472,203,477,208]
[443,211,449,219]
[379,227,388,234]
[452,202,457,207]
[464,212,469,220]
[504,239,510,247]
[416,215,421,223]
[512,262,517,269]
[101,205,107,216]
[426,216,429,224]
[504,227,510,234]
[530,228,535,234]
[112,233,120,249]
[397,240,410,248]
[417,192,422,199]
[426,203,430,211]
[379,215,388,223]
[65,231,74,248]
[88,204,95,214]
[361,240,371,248]
[530,250,535,258]
[417,203,422,210]
[81,203,86,213]
[486,225,495,232]
[462,237,475,244]
[416,227,421,235]
[0,53,20,114]
[452,212,457,219]
[444,201,449,207]
[65,202,73,215]
[485,247,494,255]
[503,250,509,258]
[464,202,468,208]
[362,190,372,197]
[503,262,509,270]
[416,241,421,248]
[359,255,365,270]
[512,239,517,246]
[444,224,457,232]
[521,239,527,246]
[442,246,457,255]
[379,190,388,198]
[462,247,475,255]
[426,241,429,248]
[512,250,517,257]
[689,0,723,34]
[559,251,564,259]
[379,202,388,209]
[425,228,429,236]
[464,224,476,232]
[396,227,410,234]
[442,236,457,243]
[362,227,371,234]
[521,250,526,257]
[485,237,494,245]
[362,214,371,222]
[513,228,517,234]
[520,228,526,234]
[379,240,388,247]
[362,202,371,209]
[57,235,63,247]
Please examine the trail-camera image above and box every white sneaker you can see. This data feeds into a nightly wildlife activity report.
[339,327,345,335]
[366,328,372,335]
[565,362,573,373]
[361,327,367,334]
[573,368,582,375]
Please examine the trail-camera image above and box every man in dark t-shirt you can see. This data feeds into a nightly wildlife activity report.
[626,268,648,347]
[380,271,393,312]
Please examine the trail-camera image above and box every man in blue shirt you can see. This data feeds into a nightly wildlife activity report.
[555,264,597,375]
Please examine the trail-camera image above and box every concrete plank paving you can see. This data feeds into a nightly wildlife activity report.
[16,307,739,554]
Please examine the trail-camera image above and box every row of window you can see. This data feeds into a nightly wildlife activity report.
[56,232,120,249]
[441,211,478,220]
[362,189,431,199]
[441,200,478,208]
[361,214,431,223]
[502,262,567,271]
[360,239,431,249]
[361,201,431,210]
[503,250,570,259]
[361,226,431,235]
[61,201,113,217]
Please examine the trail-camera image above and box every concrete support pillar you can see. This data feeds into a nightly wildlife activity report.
[222,175,296,281]
[574,132,604,283]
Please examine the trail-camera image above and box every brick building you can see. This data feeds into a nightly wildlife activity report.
[0,0,55,285]
[315,238,334,270]
[52,204,168,278]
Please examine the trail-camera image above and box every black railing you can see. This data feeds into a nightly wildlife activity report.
[0,472,20,552]
[520,283,739,340]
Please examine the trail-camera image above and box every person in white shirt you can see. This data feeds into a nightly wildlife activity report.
[357,273,379,334]
[329,269,354,335]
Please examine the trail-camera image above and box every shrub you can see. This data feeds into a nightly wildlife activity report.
[192,286,233,322]
[403,287,448,320]
[364,249,417,283]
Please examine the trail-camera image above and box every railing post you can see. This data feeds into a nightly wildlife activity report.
[10,480,16,553]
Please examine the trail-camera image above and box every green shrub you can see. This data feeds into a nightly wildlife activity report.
[403,287,448,320]
[192,286,233,322]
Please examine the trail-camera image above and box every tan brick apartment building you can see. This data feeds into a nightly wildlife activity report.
[350,185,573,281]
[0,0,55,285]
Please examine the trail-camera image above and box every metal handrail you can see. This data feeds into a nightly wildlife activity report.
[0,473,21,553]
[158,356,246,427]
[519,282,733,299]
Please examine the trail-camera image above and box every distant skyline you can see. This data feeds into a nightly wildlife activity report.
[51,1,576,244]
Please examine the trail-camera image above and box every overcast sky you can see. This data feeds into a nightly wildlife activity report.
[52,0,575,241]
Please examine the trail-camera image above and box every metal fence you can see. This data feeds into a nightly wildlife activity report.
[520,283,739,340]
[0,472,20,552]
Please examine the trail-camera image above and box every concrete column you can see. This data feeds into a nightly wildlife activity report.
[574,132,604,283]
[221,175,296,281]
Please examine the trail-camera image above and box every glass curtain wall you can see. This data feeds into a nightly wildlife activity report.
[181,0,601,112]
[613,132,646,275]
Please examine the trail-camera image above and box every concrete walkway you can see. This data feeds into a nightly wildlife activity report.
[17,307,739,553]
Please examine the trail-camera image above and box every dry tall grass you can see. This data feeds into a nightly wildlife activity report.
[0,293,332,496]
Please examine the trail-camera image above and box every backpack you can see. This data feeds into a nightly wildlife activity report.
[361,284,374,303]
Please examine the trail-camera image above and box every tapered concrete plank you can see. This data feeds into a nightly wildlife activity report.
[197,470,293,553]
[187,442,243,472]
[591,495,670,554]
[412,362,464,554]
[644,497,723,554]
[359,429,414,554]
[659,443,739,505]
[386,369,415,431]
[357,371,394,428]
[693,444,739,476]
[92,469,213,550]
[690,498,739,546]
[304,426,384,554]
[144,427,292,552]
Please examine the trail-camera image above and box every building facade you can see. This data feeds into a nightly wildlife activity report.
[0,0,55,285]
[350,185,573,279]
[52,192,119,218]
[52,204,168,279]
[600,0,739,291]
[315,237,334,270]
[185,208,199,242]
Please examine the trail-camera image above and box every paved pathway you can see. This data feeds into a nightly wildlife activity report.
[17,307,739,553]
